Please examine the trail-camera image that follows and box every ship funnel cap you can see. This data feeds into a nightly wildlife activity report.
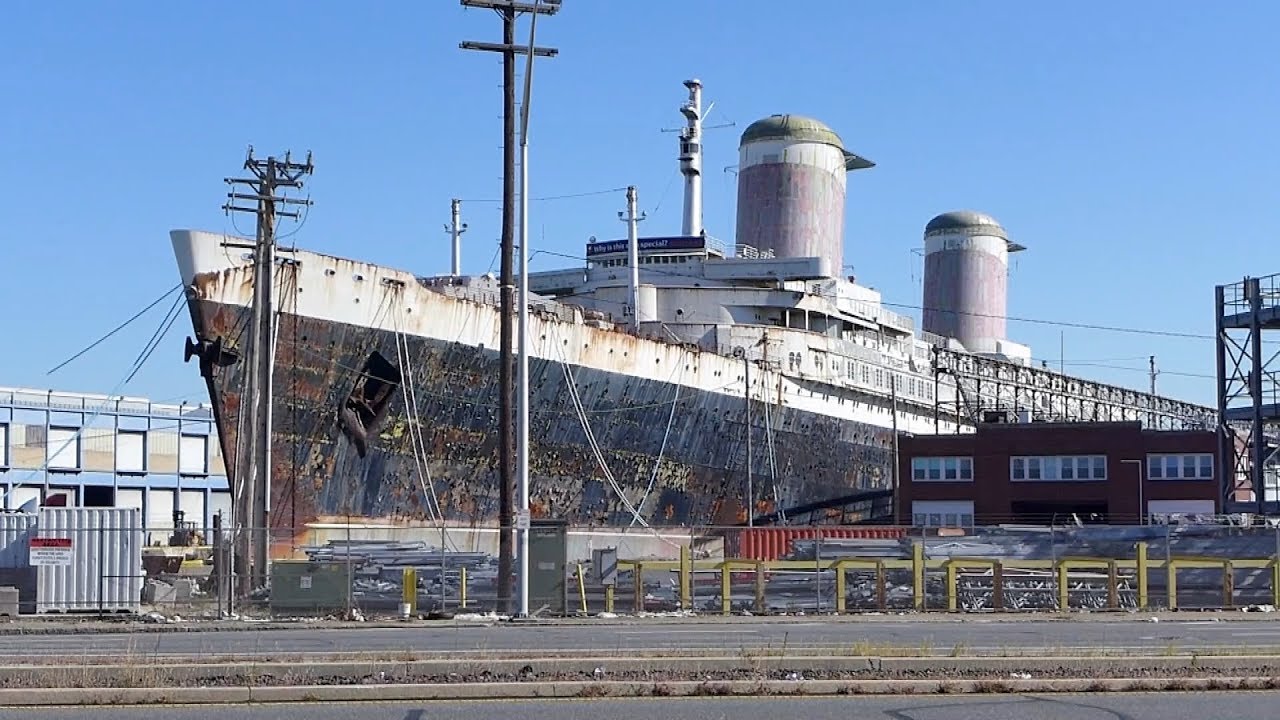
[739,114,874,171]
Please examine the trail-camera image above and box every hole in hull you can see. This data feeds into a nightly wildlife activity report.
[338,350,403,458]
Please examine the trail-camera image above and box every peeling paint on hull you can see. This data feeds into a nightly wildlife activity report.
[192,299,894,530]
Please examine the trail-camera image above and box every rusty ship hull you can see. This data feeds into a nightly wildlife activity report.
[174,230,907,531]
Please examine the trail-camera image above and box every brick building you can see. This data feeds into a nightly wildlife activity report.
[897,421,1219,527]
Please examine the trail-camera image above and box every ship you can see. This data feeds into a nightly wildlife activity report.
[171,79,1214,536]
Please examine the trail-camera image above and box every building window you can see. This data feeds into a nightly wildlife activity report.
[179,434,209,475]
[1011,455,1107,481]
[911,456,973,482]
[1148,453,1213,480]
[46,427,80,471]
[0,423,7,468]
[912,500,975,528]
[116,430,147,473]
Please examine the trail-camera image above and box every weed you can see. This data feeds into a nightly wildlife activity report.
[973,680,1011,694]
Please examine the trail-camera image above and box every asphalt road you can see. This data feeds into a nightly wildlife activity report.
[2,617,1279,658]
[2,694,1279,719]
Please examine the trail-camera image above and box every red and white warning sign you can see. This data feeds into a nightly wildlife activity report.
[29,537,73,566]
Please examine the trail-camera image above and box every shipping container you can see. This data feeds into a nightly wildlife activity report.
[730,527,910,561]
[0,513,36,568]
[0,513,38,613]
[36,507,143,613]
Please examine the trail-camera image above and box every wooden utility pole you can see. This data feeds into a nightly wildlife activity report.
[460,0,558,614]
[222,147,313,598]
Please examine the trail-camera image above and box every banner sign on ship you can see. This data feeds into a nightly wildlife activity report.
[585,236,706,257]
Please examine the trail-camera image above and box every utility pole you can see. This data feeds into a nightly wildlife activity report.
[619,186,646,329]
[445,199,468,277]
[222,147,314,598]
[744,353,753,528]
[461,0,559,614]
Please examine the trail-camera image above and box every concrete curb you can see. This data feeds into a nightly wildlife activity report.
[2,655,1279,688]
[1,676,1277,706]
[9,647,1278,664]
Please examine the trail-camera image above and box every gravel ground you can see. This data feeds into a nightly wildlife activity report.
[5,664,1280,690]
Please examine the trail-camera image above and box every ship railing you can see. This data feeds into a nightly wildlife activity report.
[431,283,581,324]
[827,337,890,364]
[732,243,775,260]
[919,330,948,347]
[837,297,914,334]
[703,235,729,256]
[432,285,502,308]
[531,299,579,324]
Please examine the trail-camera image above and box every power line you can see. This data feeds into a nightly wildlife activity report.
[1044,359,1216,380]
[4,293,193,504]
[45,284,183,375]
[530,247,1211,341]
[879,301,1210,341]
[461,186,627,203]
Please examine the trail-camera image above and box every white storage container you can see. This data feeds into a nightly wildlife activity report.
[36,508,143,613]
[0,513,36,568]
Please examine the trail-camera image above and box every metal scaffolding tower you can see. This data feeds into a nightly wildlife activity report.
[1215,274,1280,513]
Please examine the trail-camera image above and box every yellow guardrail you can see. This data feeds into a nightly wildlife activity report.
[617,542,1280,615]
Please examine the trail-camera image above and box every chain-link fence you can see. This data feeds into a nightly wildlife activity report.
[3,516,1280,618]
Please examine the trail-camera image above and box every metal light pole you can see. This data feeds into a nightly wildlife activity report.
[516,0,551,620]
[891,379,901,526]
[734,347,753,527]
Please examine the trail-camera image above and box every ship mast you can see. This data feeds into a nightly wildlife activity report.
[445,198,467,277]
[678,79,703,237]
[461,0,558,614]
[222,148,314,599]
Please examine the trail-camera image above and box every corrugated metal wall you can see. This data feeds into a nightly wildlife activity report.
[35,508,142,613]
[0,514,37,568]
[732,526,909,561]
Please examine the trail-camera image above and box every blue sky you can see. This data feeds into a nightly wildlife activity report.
[1,1,1276,407]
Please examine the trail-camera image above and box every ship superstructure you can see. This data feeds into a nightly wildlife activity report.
[172,79,1214,536]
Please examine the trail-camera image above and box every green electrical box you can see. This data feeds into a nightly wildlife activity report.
[269,560,351,615]
[528,519,568,616]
